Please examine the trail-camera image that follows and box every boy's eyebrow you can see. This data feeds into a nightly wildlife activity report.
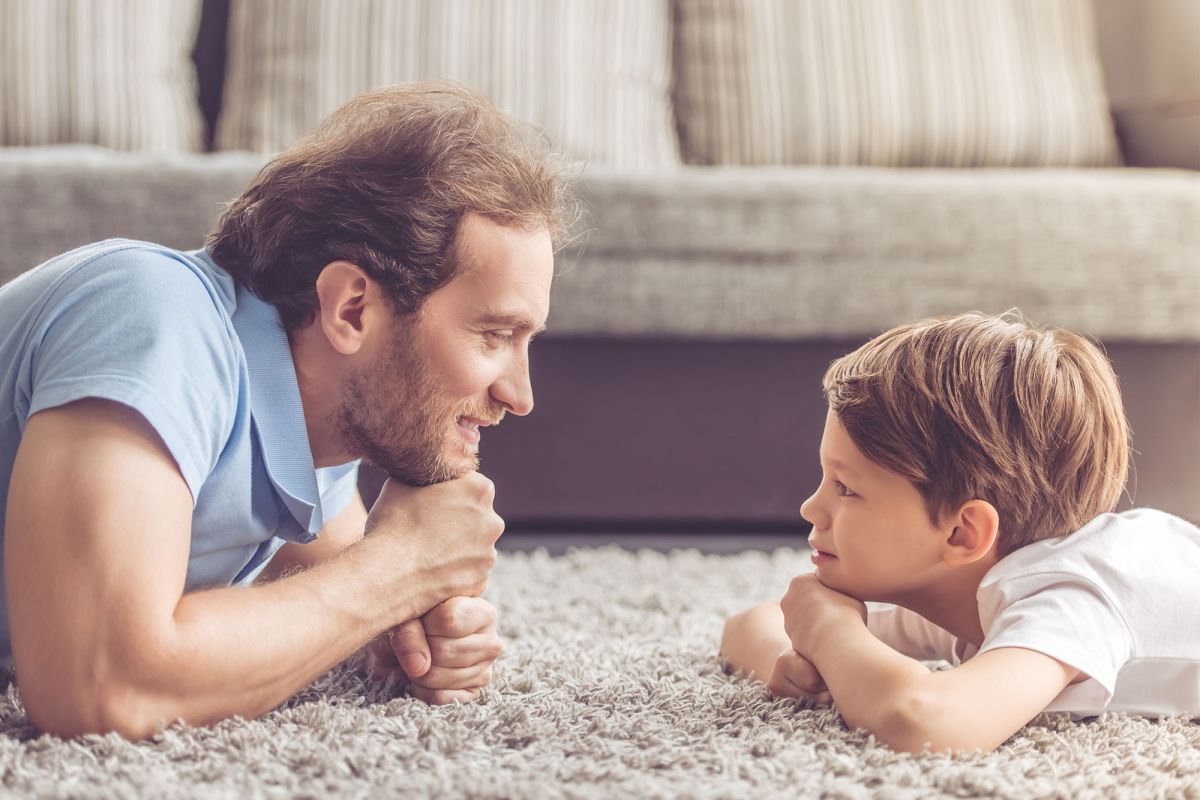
[477,313,547,334]
[826,457,858,476]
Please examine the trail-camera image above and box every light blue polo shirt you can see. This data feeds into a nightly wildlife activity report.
[0,239,360,662]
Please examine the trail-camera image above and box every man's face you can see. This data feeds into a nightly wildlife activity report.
[799,409,950,603]
[334,214,553,485]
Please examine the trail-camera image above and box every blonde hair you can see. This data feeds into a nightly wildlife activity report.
[823,312,1130,556]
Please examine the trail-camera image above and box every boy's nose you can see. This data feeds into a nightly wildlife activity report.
[800,492,827,530]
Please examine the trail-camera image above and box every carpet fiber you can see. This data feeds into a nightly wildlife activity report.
[0,547,1197,798]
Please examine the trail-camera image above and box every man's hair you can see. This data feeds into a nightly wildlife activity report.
[207,81,578,332]
[822,312,1130,556]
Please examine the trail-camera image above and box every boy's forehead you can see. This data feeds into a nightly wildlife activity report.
[820,411,870,474]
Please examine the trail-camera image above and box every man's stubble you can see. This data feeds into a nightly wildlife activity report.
[332,321,505,486]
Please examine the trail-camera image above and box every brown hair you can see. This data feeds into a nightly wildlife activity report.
[822,312,1130,556]
[207,81,578,332]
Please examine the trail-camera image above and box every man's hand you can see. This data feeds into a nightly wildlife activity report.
[766,650,831,705]
[367,597,503,704]
[365,474,504,617]
[780,574,867,657]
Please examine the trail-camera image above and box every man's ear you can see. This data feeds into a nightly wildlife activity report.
[314,261,372,355]
[942,500,1000,567]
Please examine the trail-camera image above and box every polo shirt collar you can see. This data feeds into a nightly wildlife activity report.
[200,253,326,536]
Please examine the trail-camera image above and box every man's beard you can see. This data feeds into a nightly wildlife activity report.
[332,327,506,486]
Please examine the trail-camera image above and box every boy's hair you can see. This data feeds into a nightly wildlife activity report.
[822,312,1130,556]
[207,81,578,333]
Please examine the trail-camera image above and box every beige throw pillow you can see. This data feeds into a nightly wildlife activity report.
[0,0,204,151]
[674,0,1121,167]
[217,0,679,168]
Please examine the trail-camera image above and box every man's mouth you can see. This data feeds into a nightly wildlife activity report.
[456,415,500,445]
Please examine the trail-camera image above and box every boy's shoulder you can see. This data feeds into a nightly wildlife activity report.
[980,508,1200,603]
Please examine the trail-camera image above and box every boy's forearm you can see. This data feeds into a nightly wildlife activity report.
[804,616,936,751]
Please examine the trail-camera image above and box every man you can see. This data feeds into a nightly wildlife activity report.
[0,82,575,738]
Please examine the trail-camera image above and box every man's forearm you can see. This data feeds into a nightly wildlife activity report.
[109,534,431,738]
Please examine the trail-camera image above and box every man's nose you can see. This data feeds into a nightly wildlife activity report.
[491,356,534,417]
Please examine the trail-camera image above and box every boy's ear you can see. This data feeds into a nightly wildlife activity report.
[943,500,1000,567]
[314,260,374,355]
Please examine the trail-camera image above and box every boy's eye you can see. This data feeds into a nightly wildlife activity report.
[834,480,857,498]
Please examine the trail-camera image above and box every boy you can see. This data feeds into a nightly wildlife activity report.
[721,312,1200,753]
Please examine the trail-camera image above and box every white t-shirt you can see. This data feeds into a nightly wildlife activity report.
[867,509,1200,718]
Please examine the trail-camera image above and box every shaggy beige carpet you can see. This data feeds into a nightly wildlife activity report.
[0,547,1196,798]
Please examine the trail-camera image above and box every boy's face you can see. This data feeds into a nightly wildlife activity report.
[800,409,951,603]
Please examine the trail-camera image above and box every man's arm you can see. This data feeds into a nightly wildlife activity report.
[5,399,500,739]
[782,576,1078,753]
[257,490,368,583]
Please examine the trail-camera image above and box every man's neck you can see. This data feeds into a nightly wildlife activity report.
[290,326,352,469]
[886,556,1000,647]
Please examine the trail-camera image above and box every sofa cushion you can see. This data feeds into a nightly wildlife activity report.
[1,150,1195,342]
[673,0,1121,167]
[0,0,204,151]
[216,0,678,168]
[550,167,1200,341]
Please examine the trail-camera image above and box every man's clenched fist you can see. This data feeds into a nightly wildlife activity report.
[368,596,503,704]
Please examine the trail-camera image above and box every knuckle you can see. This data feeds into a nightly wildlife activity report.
[485,636,504,659]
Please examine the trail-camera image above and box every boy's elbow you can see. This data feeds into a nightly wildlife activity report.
[870,690,994,755]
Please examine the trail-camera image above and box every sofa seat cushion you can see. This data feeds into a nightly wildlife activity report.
[552,167,1200,341]
[1,150,1195,343]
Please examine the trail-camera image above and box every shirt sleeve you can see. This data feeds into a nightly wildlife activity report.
[23,248,240,503]
[867,604,960,661]
[316,460,362,522]
[976,573,1134,700]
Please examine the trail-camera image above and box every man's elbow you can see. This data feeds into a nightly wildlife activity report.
[22,673,168,740]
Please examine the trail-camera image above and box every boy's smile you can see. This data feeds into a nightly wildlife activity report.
[801,409,952,604]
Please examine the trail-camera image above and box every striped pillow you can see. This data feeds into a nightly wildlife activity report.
[0,0,204,151]
[673,0,1121,167]
[217,0,679,168]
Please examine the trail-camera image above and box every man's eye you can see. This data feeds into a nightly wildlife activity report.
[835,481,857,497]
[485,330,514,344]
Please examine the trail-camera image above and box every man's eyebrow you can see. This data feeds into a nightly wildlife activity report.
[478,313,547,334]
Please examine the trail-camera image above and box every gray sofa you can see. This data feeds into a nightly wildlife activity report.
[2,0,1197,532]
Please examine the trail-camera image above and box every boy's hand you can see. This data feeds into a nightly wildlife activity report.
[766,650,832,705]
[780,574,867,656]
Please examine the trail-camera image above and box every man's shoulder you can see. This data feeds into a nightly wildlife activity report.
[32,239,237,317]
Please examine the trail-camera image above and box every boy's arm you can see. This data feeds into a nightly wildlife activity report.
[782,575,1078,753]
[720,602,792,681]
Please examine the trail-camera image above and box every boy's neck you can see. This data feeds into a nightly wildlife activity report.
[888,556,1000,647]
